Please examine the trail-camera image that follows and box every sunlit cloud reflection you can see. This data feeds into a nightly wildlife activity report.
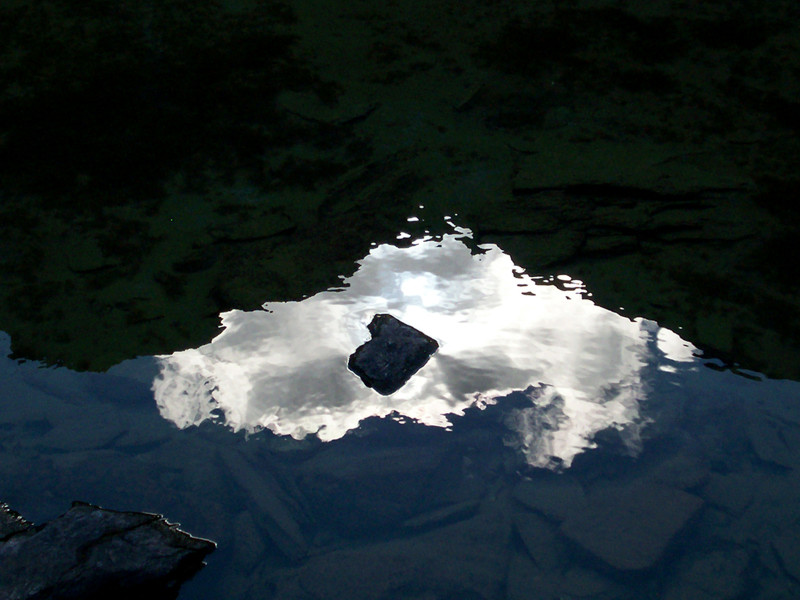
[153,227,697,467]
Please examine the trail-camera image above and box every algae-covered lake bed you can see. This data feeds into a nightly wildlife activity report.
[3,1,800,598]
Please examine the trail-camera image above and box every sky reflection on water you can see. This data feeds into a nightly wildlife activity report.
[154,226,697,468]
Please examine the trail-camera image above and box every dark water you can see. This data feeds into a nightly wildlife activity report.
[3,1,800,598]
[3,228,800,598]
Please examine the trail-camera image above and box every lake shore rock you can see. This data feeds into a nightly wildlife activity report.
[0,501,215,600]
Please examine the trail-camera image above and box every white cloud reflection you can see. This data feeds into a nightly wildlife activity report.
[153,227,697,468]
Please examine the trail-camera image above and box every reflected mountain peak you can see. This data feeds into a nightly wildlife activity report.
[153,228,697,468]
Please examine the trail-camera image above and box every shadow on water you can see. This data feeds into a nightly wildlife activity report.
[0,0,308,200]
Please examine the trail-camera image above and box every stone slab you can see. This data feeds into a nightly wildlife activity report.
[560,482,703,572]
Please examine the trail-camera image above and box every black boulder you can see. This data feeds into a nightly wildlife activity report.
[348,314,439,395]
[0,501,215,600]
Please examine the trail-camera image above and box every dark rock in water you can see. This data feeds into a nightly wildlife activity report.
[0,501,215,600]
[1,503,32,540]
[348,314,439,395]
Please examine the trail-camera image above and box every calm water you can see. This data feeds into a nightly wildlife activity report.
[4,2,800,598]
[155,225,692,467]
[3,226,800,599]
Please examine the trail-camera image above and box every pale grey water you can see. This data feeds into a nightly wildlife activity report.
[154,225,694,468]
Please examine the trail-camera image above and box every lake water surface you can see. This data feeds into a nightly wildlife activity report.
[4,1,800,598]
[3,226,800,599]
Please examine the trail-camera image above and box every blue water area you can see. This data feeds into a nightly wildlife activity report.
[3,231,800,598]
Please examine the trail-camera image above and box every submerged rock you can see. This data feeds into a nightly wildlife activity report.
[348,314,439,395]
[559,482,703,572]
[268,502,511,600]
[773,528,800,582]
[513,474,587,522]
[0,501,215,600]
[665,548,749,600]
[218,448,308,561]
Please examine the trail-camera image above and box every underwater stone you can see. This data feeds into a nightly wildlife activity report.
[0,501,215,600]
[772,528,800,582]
[270,506,510,599]
[746,417,800,468]
[348,314,439,395]
[513,475,587,522]
[513,512,562,573]
[664,548,749,600]
[559,483,702,572]
[218,448,308,561]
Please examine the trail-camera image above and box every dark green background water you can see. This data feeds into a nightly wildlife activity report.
[2,1,800,598]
